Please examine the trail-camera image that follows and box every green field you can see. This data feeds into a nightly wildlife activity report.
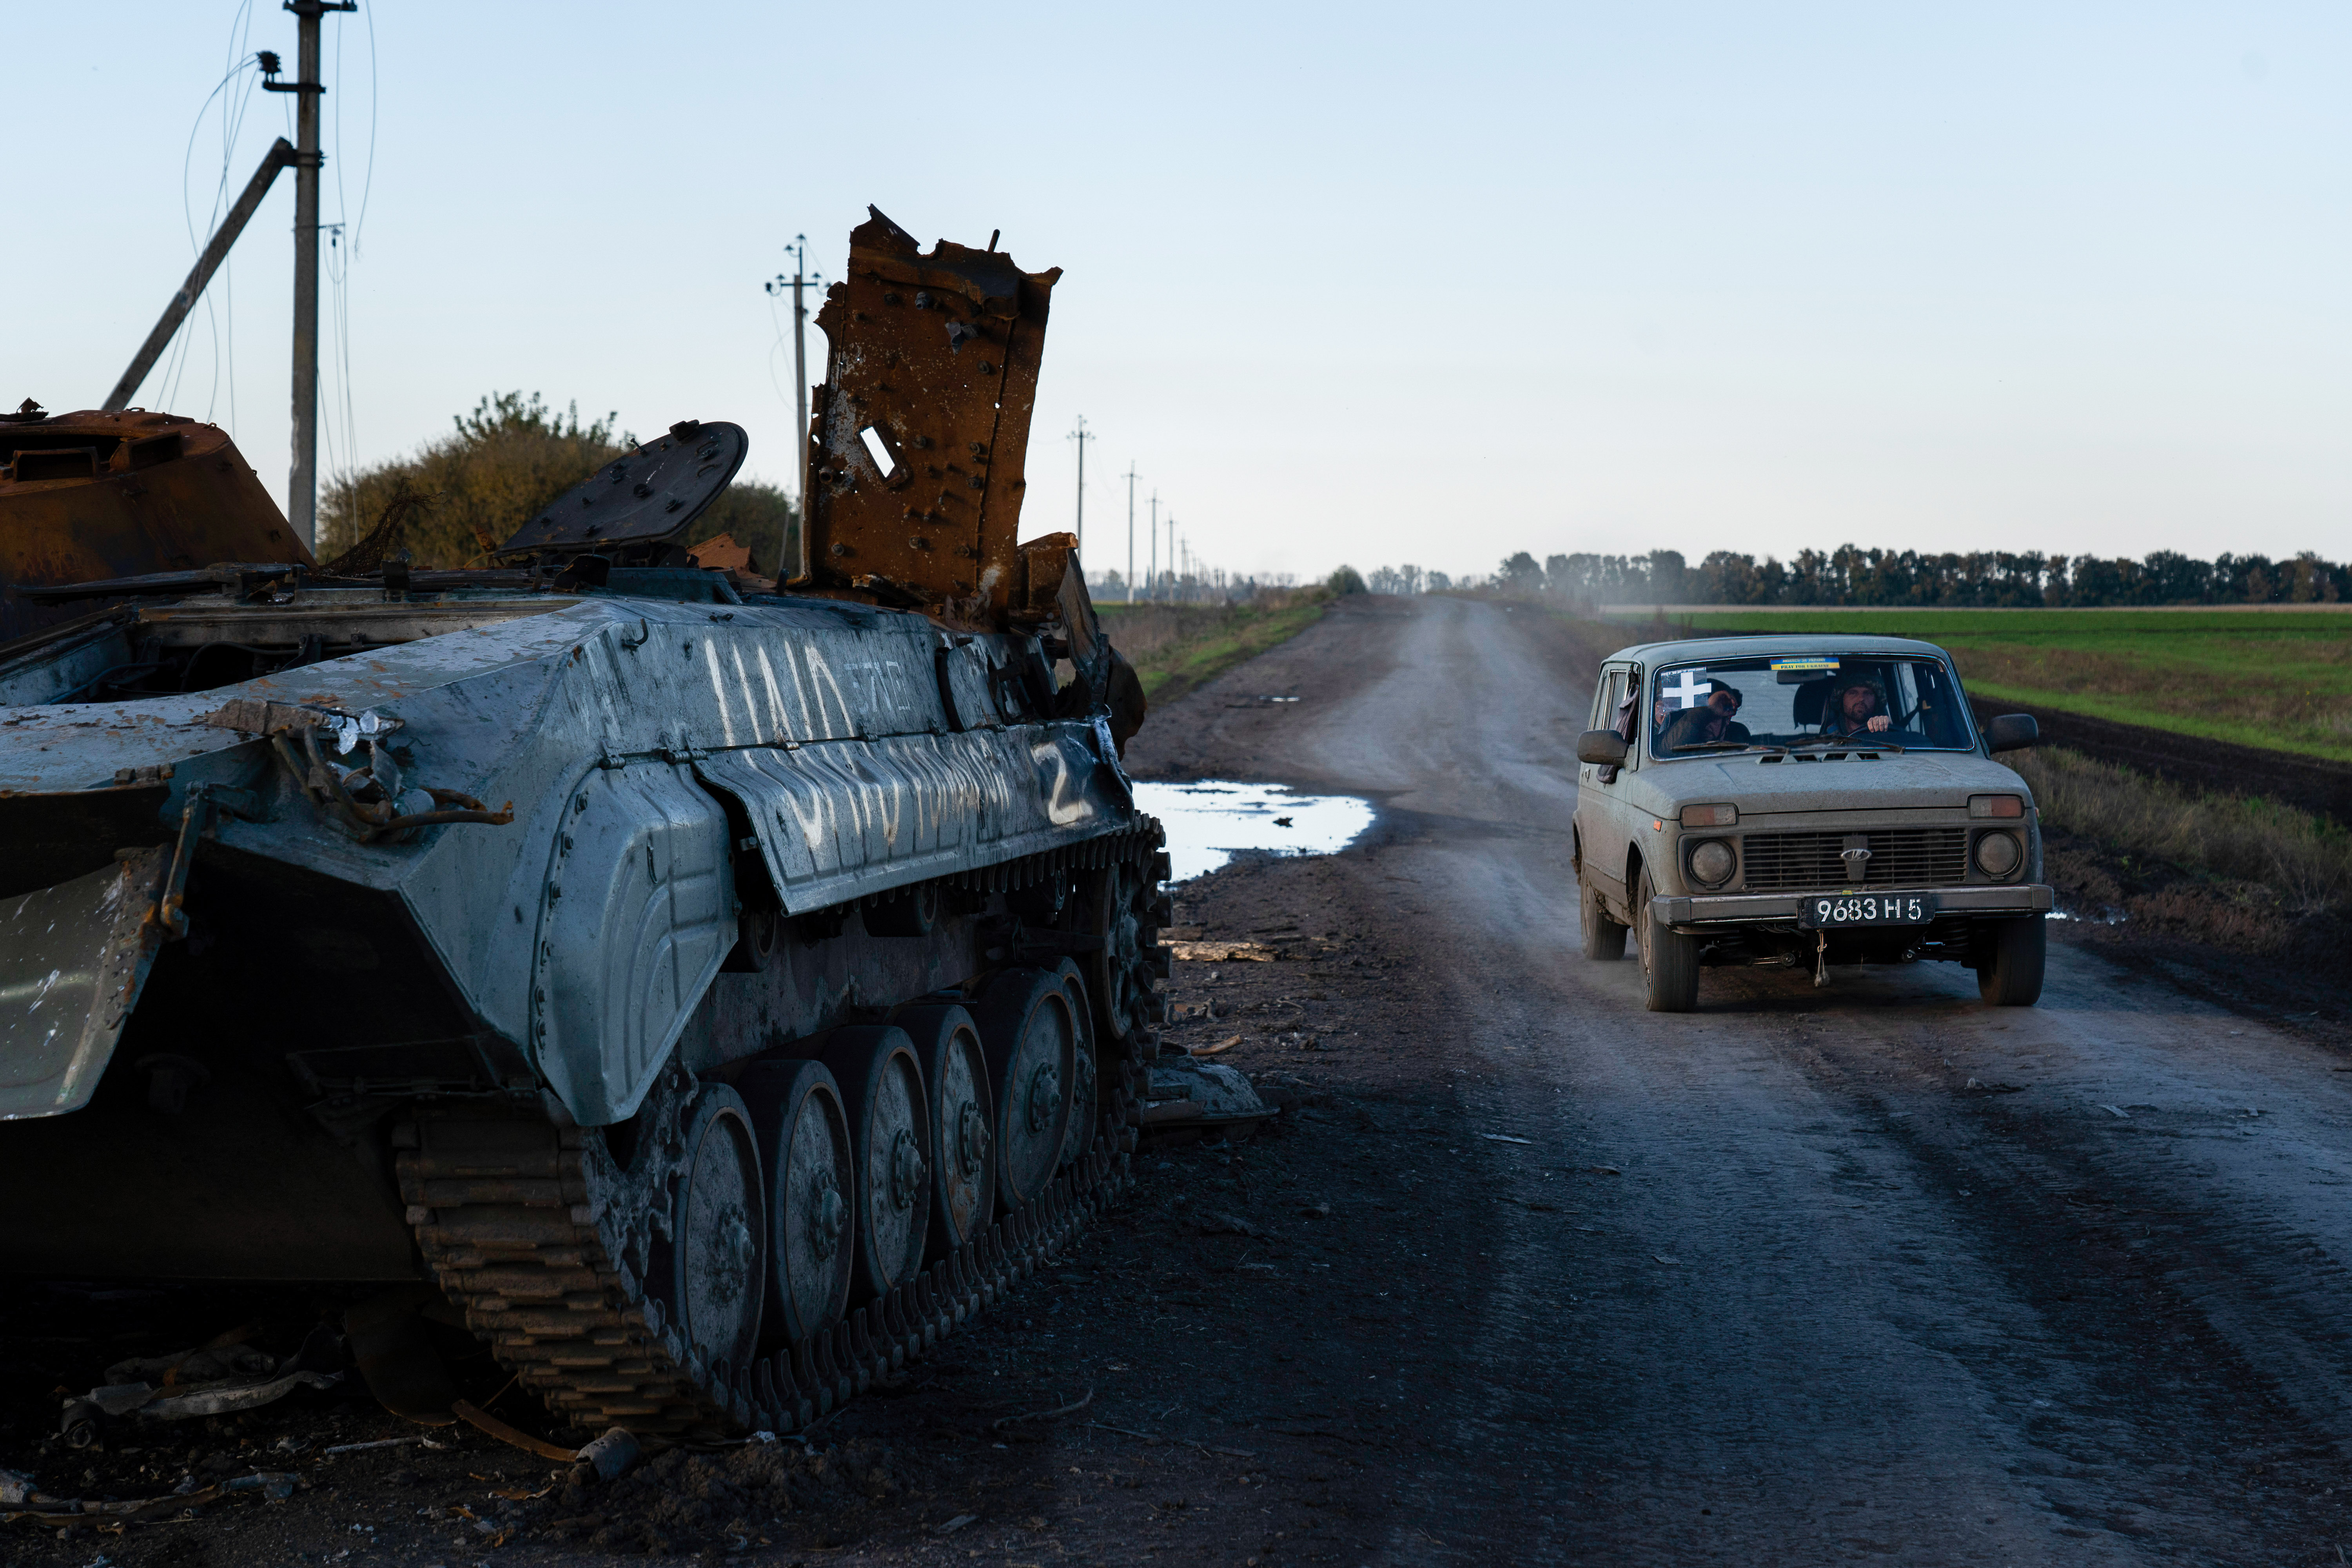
[1597,607,2352,762]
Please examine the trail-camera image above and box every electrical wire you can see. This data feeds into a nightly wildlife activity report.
[321,4,377,495]
[160,7,260,415]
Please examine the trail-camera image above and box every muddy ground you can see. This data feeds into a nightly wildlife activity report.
[10,593,2352,1566]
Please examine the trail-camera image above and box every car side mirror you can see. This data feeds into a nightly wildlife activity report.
[1984,713,2038,752]
[1577,730,1629,767]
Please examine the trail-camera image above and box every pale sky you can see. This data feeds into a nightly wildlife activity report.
[7,2,2347,586]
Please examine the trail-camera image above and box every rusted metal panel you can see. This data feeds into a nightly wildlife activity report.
[0,405,314,644]
[796,210,1061,623]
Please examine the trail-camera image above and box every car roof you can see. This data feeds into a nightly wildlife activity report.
[1598,634,1953,666]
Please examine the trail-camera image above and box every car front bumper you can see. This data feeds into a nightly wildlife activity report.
[1654,884,2053,930]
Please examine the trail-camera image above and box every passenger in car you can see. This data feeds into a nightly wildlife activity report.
[1662,681,1750,751]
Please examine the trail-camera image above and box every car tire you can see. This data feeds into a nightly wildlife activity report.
[1976,914,2046,1007]
[1581,880,1627,961]
[1637,867,1700,1013]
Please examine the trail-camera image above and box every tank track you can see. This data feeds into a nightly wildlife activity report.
[394,829,1171,1441]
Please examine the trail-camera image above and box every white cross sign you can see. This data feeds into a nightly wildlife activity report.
[1660,669,1712,710]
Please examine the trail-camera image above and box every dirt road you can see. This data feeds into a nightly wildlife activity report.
[1132,592,2352,1564]
[12,592,2352,1566]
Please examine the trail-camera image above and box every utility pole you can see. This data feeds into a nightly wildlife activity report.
[1168,515,1179,603]
[765,237,822,514]
[1122,463,1138,603]
[1066,416,1094,556]
[266,1,356,552]
[104,138,298,412]
[1148,490,1160,601]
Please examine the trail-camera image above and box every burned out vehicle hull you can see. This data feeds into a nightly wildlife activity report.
[0,215,1171,1441]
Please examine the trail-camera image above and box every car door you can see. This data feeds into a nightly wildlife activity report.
[1575,662,1641,910]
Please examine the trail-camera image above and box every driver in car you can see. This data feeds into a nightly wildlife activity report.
[1827,675,1894,736]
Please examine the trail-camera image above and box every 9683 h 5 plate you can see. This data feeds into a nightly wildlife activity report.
[1799,892,1938,929]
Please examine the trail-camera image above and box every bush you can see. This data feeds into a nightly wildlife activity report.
[1326,565,1367,595]
[320,392,797,572]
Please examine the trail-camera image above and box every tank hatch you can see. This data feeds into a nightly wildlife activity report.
[497,418,748,561]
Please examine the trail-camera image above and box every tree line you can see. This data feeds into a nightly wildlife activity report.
[1482,545,2348,607]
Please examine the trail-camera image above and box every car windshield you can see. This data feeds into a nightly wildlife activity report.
[1648,653,1976,758]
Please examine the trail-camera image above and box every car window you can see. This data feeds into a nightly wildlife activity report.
[1592,668,1624,730]
[1648,653,1975,757]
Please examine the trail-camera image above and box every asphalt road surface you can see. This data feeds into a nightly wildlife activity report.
[1129,592,2352,1565]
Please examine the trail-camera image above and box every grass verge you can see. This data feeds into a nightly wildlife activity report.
[1101,592,1331,705]
[2014,746,2352,916]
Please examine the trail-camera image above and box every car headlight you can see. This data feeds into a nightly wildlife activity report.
[1973,829,2022,878]
[1688,838,1736,887]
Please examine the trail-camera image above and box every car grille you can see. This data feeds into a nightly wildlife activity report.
[1740,828,1970,892]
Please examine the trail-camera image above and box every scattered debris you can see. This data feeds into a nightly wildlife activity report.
[938,1513,980,1534]
[452,1399,583,1463]
[1199,1212,1271,1239]
[1480,1132,1533,1145]
[1193,1036,1244,1056]
[1587,1165,1623,1176]
[1144,1058,1276,1138]
[2098,1104,2131,1119]
[1082,1420,1256,1459]
[60,1328,345,1445]
[1170,940,1281,963]
[991,1388,1094,1430]
[573,1427,643,1485]
[319,1436,431,1457]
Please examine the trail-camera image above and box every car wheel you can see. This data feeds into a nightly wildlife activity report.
[1637,867,1699,1013]
[1581,879,1627,961]
[1976,914,2045,1007]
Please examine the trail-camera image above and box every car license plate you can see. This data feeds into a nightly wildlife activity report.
[1800,893,1936,928]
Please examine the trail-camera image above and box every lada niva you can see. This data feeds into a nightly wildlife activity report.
[1572,635,2052,1012]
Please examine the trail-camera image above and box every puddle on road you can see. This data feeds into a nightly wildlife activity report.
[1130,780,1374,882]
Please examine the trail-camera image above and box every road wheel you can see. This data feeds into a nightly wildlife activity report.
[891,1005,995,1264]
[1051,961,1099,1171]
[818,1027,933,1307]
[1976,914,2046,1007]
[649,1083,767,1397]
[970,968,1076,1211]
[1078,860,1155,1045]
[1581,879,1627,961]
[737,1058,855,1350]
[1637,867,1700,1013]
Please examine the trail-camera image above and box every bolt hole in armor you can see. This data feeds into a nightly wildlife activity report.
[0,210,1167,1441]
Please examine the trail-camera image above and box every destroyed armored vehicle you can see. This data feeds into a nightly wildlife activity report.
[1572,636,2052,1011]
[0,211,1169,1441]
